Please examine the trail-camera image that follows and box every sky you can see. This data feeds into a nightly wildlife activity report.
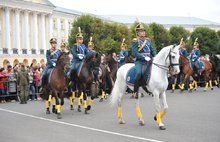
[49,0,220,24]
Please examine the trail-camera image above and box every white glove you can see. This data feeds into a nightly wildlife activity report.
[53,63,56,67]
[144,56,151,61]
[78,54,84,60]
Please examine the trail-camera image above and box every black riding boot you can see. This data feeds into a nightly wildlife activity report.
[133,80,139,99]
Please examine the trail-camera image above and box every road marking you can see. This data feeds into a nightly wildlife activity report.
[0,108,164,142]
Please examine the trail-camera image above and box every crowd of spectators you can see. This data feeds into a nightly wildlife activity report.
[0,63,45,103]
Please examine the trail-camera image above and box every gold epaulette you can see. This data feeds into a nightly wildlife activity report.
[133,38,138,42]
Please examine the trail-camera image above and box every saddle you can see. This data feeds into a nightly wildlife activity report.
[126,61,152,86]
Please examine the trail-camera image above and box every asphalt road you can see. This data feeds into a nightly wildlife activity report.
[0,87,220,142]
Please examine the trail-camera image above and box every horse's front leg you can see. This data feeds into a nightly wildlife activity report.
[135,94,144,126]
[55,93,62,119]
[153,91,166,130]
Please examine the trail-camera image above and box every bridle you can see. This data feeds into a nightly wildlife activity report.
[153,45,179,72]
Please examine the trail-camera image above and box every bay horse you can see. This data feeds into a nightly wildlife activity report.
[179,55,212,92]
[40,52,70,119]
[70,52,101,114]
[111,45,180,130]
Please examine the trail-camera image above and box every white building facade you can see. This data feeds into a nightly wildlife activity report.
[0,0,79,67]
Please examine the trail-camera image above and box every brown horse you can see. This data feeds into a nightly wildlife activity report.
[41,52,70,119]
[179,55,212,92]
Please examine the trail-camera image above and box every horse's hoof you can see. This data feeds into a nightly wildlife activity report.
[139,120,145,126]
[154,115,157,121]
[87,105,91,111]
[118,119,126,124]
[52,107,56,114]
[85,110,89,114]
[70,105,74,110]
[171,90,174,93]
[130,95,134,99]
[46,109,50,114]
[57,113,62,119]
[99,98,103,102]
[203,89,207,92]
[159,126,166,130]
[188,89,192,93]
[211,87,214,90]
[193,88,197,91]
[77,108,81,112]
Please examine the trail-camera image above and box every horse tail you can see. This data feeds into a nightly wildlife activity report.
[110,76,121,105]
[110,66,126,105]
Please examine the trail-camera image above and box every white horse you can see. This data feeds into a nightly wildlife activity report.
[111,44,180,130]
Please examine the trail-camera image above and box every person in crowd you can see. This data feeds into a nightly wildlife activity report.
[17,64,29,104]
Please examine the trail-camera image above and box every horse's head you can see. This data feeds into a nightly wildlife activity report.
[164,44,180,75]
[84,53,101,68]
[56,52,70,71]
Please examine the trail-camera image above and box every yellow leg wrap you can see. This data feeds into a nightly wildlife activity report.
[205,82,209,89]
[77,98,81,106]
[69,97,73,105]
[214,80,218,86]
[46,101,49,109]
[209,80,213,88]
[172,84,175,91]
[156,113,162,124]
[80,92,83,100]
[89,100,94,106]
[57,105,61,113]
[72,92,75,99]
[178,84,182,89]
[136,107,143,119]
[194,81,198,88]
[52,97,56,106]
[189,83,193,90]
[181,84,185,89]
[48,95,52,102]
[101,90,106,99]
[118,106,122,118]
[160,111,166,119]
[84,101,87,109]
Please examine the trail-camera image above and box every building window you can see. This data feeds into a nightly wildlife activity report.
[31,49,36,54]
[61,20,64,30]
[12,48,18,54]
[40,49,44,54]
[53,19,57,29]
[3,48,8,54]
[22,49,27,54]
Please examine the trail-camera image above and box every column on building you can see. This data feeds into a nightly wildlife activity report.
[14,9,21,54]
[24,10,30,54]
[48,14,53,39]
[4,7,11,54]
[64,19,69,42]
[32,11,38,54]
[40,13,46,54]
[57,17,61,46]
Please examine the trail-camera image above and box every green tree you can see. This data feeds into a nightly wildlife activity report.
[190,27,219,55]
[169,26,190,44]
[68,15,131,54]
[149,23,170,51]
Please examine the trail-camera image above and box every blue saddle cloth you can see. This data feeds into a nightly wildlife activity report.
[126,63,152,86]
